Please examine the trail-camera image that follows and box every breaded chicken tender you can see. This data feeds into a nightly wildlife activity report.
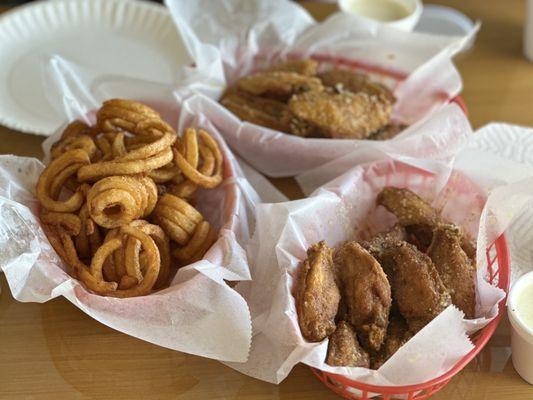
[220,89,290,133]
[383,241,451,332]
[335,242,391,352]
[297,241,341,342]
[285,90,392,139]
[237,71,323,101]
[318,69,396,103]
[427,224,476,319]
[267,58,318,76]
[326,321,370,367]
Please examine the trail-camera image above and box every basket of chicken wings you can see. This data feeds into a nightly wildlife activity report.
[303,184,508,399]
[236,156,509,399]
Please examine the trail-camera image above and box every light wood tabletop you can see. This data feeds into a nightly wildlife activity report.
[1,1,533,399]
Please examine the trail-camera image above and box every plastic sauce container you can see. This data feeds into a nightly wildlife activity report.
[338,0,422,31]
[508,271,533,384]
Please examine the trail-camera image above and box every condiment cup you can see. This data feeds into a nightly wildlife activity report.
[508,271,533,384]
[338,0,423,32]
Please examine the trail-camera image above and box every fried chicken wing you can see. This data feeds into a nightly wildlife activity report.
[297,241,341,342]
[362,225,406,262]
[335,242,391,351]
[461,235,477,265]
[368,123,408,141]
[286,90,392,139]
[377,187,440,249]
[384,241,451,332]
[318,69,396,103]
[237,71,323,101]
[377,187,478,257]
[266,59,318,76]
[220,89,291,133]
[427,224,476,319]
[370,314,412,369]
[326,321,370,367]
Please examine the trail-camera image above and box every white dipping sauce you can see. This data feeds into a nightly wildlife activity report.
[343,0,411,22]
[517,286,533,329]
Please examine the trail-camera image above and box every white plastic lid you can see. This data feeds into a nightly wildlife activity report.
[415,4,474,36]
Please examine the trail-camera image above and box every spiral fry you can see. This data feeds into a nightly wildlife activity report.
[170,144,217,198]
[61,120,95,139]
[88,225,161,297]
[87,176,157,228]
[173,129,223,189]
[173,220,217,264]
[96,99,161,134]
[75,204,103,260]
[77,147,173,181]
[40,211,82,236]
[36,149,90,212]
[152,194,203,245]
[51,134,97,161]
[125,220,171,289]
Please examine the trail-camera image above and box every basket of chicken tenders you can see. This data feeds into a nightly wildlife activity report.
[226,105,509,399]
[165,0,476,176]
[0,59,286,362]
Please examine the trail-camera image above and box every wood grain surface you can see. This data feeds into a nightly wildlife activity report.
[1,1,533,399]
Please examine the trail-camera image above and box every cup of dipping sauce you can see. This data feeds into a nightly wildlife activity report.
[338,0,423,31]
[508,271,533,384]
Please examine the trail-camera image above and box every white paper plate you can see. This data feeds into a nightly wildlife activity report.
[0,0,191,136]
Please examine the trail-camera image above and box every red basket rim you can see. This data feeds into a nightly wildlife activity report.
[310,233,510,395]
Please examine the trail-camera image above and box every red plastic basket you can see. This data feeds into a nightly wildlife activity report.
[311,234,509,399]
[306,158,510,399]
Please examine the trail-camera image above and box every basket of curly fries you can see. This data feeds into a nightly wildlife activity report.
[0,96,271,362]
[226,105,514,399]
[37,98,226,297]
[165,0,475,177]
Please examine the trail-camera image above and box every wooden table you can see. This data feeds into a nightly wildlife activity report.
[1,1,533,399]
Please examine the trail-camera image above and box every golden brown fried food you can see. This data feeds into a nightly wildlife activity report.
[335,242,391,352]
[461,235,477,265]
[377,187,439,228]
[368,123,408,141]
[37,99,225,298]
[377,187,478,257]
[361,224,406,267]
[326,321,370,367]
[384,241,451,332]
[286,90,392,139]
[377,187,439,249]
[266,58,318,76]
[220,90,291,133]
[370,314,412,369]
[297,241,341,342]
[318,69,396,103]
[237,71,323,101]
[427,224,476,319]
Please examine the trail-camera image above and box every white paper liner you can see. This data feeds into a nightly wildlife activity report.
[164,0,479,177]
[0,56,287,362]
[222,109,533,388]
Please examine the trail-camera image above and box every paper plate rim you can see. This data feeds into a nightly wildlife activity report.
[0,0,177,136]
